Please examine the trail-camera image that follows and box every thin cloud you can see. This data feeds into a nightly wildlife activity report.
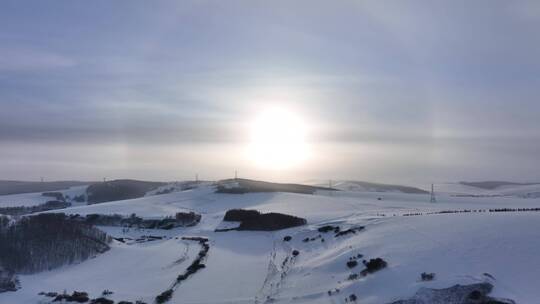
[0,47,75,71]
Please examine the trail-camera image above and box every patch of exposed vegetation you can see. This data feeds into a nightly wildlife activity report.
[52,291,89,302]
[335,226,365,237]
[346,260,358,269]
[90,297,114,304]
[346,293,357,302]
[421,272,435,281]
[361,258,387,275]
[348,257,388,281]
[155,289,173,304]
[318,225,340,233]
[303,234,323,243]
[346,253,364,270]
[40,289,149,304]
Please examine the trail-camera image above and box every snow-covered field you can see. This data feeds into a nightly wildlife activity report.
[1,182,540,303]
[0,192,53,208]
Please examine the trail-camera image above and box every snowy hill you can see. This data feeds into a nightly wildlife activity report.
[1,181,539,303]
[307,180,428,194]
[217,178,334,194]
[425,181,540,198]
[0,181,90,196]
[0,185,88,208]
[0,180,187,210]
[459,181,540,190]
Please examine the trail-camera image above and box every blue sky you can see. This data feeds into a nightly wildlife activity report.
[1,1,539,183]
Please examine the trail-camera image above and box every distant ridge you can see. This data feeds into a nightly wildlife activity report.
[308,180,428,194]
[0,180,92,196]
[217,178,335,194]
[460,181,540,190]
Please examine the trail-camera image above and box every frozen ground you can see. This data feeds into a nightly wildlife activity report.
[1,182,539,303]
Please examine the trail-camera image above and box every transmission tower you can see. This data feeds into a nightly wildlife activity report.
[329,179,333,196]
[430,183,437,203]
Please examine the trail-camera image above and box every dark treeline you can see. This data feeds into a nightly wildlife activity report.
[0,200,71,216]
[76,211,201,229]
[0,213,111,274]
[156,237,210,304]
[87,180,165,204]
[403,207,540,217]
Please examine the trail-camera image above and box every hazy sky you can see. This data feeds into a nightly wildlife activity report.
[1,1,540,184]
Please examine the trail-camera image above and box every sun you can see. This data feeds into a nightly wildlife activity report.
[248,107,309,170]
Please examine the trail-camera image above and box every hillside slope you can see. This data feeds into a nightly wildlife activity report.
[0,181,90,196]
[307,180,428,194]
[1,182,539,303]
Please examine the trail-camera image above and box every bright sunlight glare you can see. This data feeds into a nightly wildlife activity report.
[248,107,309,170]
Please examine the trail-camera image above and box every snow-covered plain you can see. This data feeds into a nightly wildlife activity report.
[1,182,540,303]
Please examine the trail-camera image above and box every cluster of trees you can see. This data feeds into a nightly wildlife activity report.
[0,200,71,216]
[39,290,148,303]
[335,226,365,237]
[222,209,307,231]
[360,258,387,275]
[0,213,110,274]
[41,191,66,201]
[86,180,165,204]
[75,212,201,229]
